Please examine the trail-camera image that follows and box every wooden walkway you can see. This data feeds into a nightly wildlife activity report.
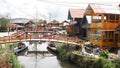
[0,27,85,45]
[0,38,83,45]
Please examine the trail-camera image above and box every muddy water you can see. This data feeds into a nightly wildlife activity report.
[18,42,78,68]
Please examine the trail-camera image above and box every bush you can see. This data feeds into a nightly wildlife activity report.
[94,57,115,68]
[9,53,22,68]
[113,59,120,68]
[99,50,109,58]
[57,44,70,61]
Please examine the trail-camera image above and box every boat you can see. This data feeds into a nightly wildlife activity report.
[47,42,58,55]
[14,42,28,54]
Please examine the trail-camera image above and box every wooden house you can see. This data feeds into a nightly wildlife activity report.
[9,23,17,31]
[48,20,60,27]
[11,18,35,30]
[85,4,120,47]
[67,9,89,40]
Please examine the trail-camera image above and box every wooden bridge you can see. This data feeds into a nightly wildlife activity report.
[0,27,85,45]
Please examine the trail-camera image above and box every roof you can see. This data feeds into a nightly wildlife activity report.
[69,9,85,18]
[9,23,16,27]
[86,4,120,15]
[11,18,30,24]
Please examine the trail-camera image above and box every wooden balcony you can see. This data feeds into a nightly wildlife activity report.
[90,22,119,30]
[90,23,102,29]
[102,22,118,30]
[90,40,117,46]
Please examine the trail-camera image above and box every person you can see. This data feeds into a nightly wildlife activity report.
[18,44,22,49]
[93,47,100,55]
[18,42,24,49]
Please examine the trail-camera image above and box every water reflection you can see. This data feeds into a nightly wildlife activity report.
[18,42,78,68]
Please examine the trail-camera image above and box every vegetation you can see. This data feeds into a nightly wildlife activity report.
[113,59,120,68]
[94,57,115,68]
[99,50,109,58]
[70,53,117,68]
[0,17,9,32]
[55,43,70,61]
[0,43,23,68]
[56,43,120,68]
[57,44,70,61]
[9,53,22,68]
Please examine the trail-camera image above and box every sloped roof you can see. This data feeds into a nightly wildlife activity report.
[9,23,16,27]
[11,18,30,24]
[69,9,85,18]
[86,4,120,15]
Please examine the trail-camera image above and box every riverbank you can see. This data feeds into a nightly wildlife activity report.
[0,43,23,68]
[52,42,120,68]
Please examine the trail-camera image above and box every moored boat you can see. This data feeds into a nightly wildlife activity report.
[47,42,58,55]
[14,42,28,54]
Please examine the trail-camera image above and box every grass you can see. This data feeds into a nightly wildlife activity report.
[0,43,23,68]
[9,53,23,68]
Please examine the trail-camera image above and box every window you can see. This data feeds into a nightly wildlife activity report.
[106,14,119,22]
[103,31,114,42]
[91,30,101,41]
[92,15,101,23]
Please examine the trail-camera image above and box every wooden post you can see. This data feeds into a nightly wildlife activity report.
[30,34,32,41]
[101,14,104,45]
[26,32,28,39]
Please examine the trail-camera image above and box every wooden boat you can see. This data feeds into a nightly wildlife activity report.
[47,42,58,55]
[14,42,28,54]
[47,45,57,52]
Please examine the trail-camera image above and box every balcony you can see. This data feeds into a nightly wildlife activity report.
[102,22,118,30]
[90,23,102,29]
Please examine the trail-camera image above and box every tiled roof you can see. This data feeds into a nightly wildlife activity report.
[87,4,120,14]
[69,9,85,18]
[9,23,16,27]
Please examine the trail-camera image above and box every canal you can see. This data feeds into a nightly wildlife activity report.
[18,41,78,68]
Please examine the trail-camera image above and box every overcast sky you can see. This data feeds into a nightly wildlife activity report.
[0,0,120,22]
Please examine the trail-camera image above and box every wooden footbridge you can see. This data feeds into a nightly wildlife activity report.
[0,28,85,45]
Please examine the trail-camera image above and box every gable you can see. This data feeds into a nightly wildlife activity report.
[85,4,120,15]
[68,9,85,20]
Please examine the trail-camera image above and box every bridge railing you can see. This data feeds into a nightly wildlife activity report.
[0,27,85,45]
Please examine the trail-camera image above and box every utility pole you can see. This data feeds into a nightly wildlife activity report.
[35,7,38,32]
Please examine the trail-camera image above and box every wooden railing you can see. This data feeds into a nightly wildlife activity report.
[0,28,85,45]
[90,22,119,30]
[102,22,118,30]
[90,23,102,28]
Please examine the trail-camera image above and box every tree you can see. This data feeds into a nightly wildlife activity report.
[0,17,9,32]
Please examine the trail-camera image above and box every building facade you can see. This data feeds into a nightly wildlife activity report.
[85,4,120,47]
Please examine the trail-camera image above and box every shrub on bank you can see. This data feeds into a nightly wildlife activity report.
[94,57,115,68]
[9,53,23,68]
[70,53,116,68]
[56,43,120,68]
[57,44,70,61]
[0,43,23,68]
[99,50,109,59]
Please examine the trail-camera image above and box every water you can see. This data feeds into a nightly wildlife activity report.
[18,41,78,68]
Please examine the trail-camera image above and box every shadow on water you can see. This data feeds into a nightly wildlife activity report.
[17,41,78,68]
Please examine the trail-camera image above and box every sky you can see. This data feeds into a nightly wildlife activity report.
[0,0,120,22]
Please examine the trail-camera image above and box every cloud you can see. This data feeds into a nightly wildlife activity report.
[0,0,120,22]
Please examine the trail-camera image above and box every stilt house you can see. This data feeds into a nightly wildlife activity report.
[85,4,120,47]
